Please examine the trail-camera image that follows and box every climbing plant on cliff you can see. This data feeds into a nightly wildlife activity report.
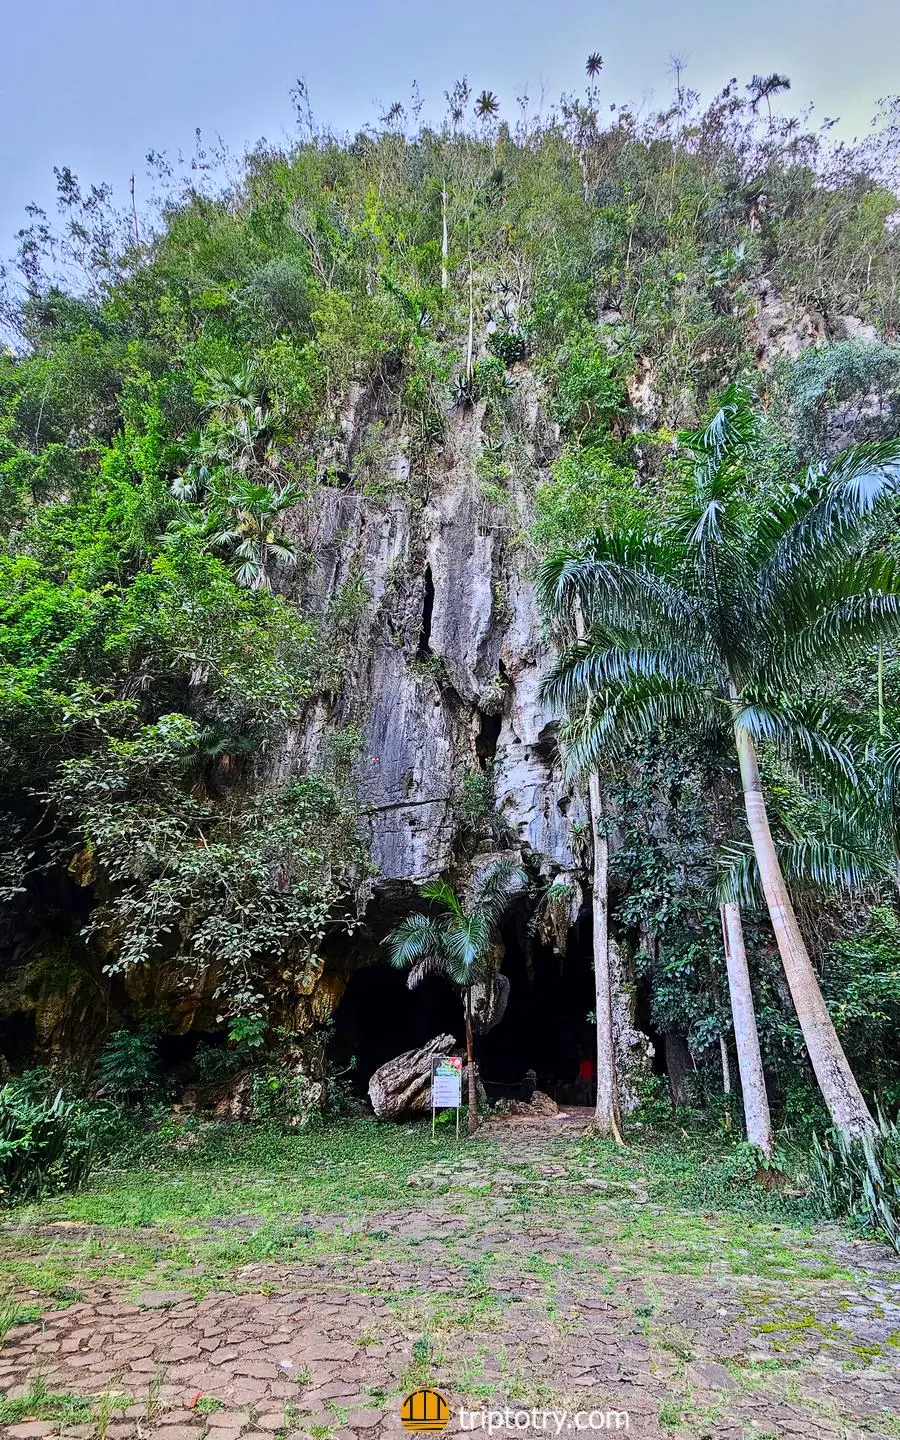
[49,717,367,1021]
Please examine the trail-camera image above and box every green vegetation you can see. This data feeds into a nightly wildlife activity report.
[0,1072,131,1204]
[812,1111,900,1250]
[0,59,899,1256]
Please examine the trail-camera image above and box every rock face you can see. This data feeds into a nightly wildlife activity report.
[368,1033,458,1119]
[750,277,826,362]
[275,385,648,1100]
[280,396,587,894]
[610,938,656,1115]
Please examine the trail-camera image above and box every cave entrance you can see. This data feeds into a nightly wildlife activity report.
[332,960,463,1096]
[477,907,595,1104]
[331,904,596,1106]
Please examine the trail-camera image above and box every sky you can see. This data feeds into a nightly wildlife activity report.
[2,0,899,251]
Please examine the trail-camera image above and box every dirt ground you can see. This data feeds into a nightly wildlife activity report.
[1,1111,898,1440]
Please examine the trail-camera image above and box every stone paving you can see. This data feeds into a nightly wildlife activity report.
[1,1113,898,1440]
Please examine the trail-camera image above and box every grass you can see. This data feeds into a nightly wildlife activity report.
[0,1376,129,1426]
[0,1296,41,1343]
[194,1395,225,1414]
[0,1114,855,1307]
[0,1117,893,1440]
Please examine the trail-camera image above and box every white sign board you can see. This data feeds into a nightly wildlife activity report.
[432,1056,462,1108]
[431,1055,463,1139]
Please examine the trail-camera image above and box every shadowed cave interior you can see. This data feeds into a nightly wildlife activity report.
[332,905,606,1104]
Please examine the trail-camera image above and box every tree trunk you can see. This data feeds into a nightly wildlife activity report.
[588,771,624,1143]
[733,722,875,1139]
[574,604,623,1143]
[665,1032,695,1106]
[464,989,478,1134]
[719,900,774,1155]
[718,1035,732,1120]
[441,181,449,292]
[465,263,475,381]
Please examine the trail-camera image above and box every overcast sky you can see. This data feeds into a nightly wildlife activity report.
[2,0,899,250]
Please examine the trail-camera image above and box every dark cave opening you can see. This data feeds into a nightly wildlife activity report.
[0,1010,36,1070]
[332,960,463,1096]
[633,973,667,1079]
[332,903,597,1105]
[156,1028,220,1075]
[475,710,502,768]
[416,564,435,660]
[478,908,596,1103]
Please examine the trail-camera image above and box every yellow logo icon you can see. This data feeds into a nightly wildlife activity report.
[400,1388,451,1432]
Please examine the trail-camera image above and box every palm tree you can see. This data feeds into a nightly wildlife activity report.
[385,861,525,1133]
[572,604,623,1143]
[719,900,773,1155]
[586,54,604,79]
[747,73,792,125]
[211,478,299,590]
[475,91,500,121]
[538,386,900,1140]
[201,363,269,429]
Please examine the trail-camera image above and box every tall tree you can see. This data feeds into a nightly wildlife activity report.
[586,769,624,1141]
[719,901,773,1155]
[571,607,623,1142]
[385,861,525,1133]
[747,73,792,124]
[539,388,900,1140]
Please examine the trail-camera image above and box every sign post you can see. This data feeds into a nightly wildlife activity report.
[431,1055,463,1140]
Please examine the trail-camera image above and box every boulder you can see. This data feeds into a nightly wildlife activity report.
[505,1090,558,1117]
[830,314,878,344]
[368,1033,458,1119]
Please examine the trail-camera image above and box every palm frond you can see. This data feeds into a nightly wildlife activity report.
[756,582,900,689]
[755,440,900,598]
[735,698,858,782]
[537,537,700,652]
[718,833,886,907]
[264,538,298,568]
[559,676,723,776]
[407,954,448,989]
[419,877,465,922]
[473,859,527,934]
[679,384,759,470]
[821,438,900,511]
[384,912,447,969]
[540,639,714,714]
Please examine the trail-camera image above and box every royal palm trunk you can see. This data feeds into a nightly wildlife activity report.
[733,721,875,1140]
[719,900,774,1155]
[464,988,478,1134]
[588,770,623,1142]
[575,606,623,1142]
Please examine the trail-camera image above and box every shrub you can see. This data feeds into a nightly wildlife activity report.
[541,328,629,443]
[241,257,312,335]
[811,1112,900,1253]
[93,1026,162,1105]
[0,1076,97,1204]
[472,355,510,408]
[193,1042,243,1085]
[487,325,528,365]
[776,340,900,457]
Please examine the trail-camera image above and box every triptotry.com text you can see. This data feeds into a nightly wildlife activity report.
[459,1408,630,1433]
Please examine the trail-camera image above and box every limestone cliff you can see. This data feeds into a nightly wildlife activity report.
[280,385,587,899]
